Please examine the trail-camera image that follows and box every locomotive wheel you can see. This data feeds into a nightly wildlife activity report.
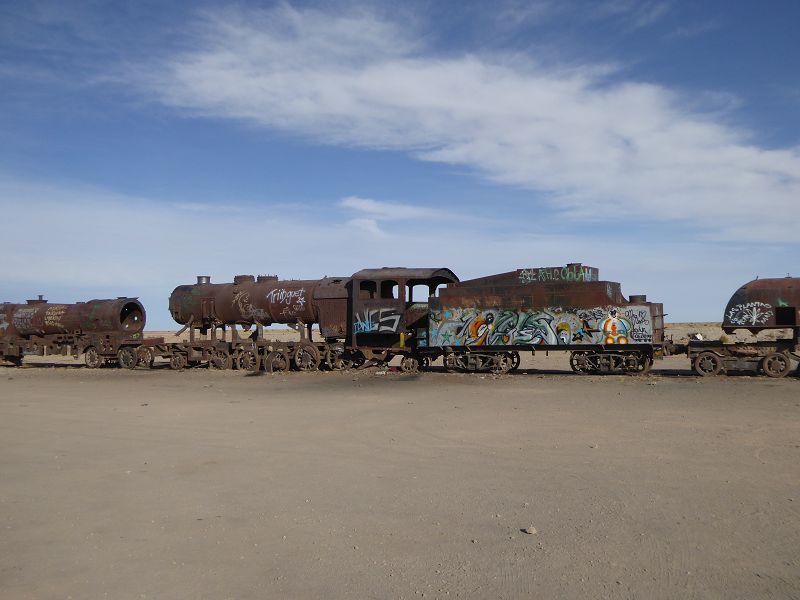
[569,351,590,374]
[400,355,419,373]
[264,350,290,373]
[491,353,513,374]
[117,347,138,370]
[694,351,723,376]
[209,349,232,370]
[762,352,791,378]
[237,349,260,372]
[325,343,352,370]
[169,353,187,371]
[623,352,651,375]
[293,343,320,371]
[136,347,154,369]
[85,347,102,369]
[454,354,470,372]
[507,351,521,371]
[326,354,354,370]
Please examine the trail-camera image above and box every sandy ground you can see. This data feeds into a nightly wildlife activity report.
[1,328,799,599]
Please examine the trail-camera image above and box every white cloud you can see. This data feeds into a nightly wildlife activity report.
[666,20,720,39]
[131,5,800,243]
[592,0,671,29]
[346,217,386,239]
[340,196,447,221]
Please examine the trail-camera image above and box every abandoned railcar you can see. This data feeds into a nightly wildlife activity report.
[690,277,800,377]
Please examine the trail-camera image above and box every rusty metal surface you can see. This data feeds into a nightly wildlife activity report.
[722,277,800,333]
[352,267,459,284]
[169,275,351,335]
[0,297,145,338]
[458,263,599,287]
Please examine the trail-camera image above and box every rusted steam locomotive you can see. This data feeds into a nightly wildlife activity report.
[0,296,150,367]
[157,263,663,374]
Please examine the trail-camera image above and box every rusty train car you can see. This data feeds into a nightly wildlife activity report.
[0,296,152,367]
[424,264,664,374]
[689,277,800,377]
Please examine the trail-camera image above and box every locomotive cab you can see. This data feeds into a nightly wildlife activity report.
[349,268,459,350]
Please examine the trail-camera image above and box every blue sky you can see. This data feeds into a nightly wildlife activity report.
[1,0,798,329]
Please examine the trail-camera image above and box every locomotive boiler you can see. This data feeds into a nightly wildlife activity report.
[168,274,350,338]
[0,296,146,367]
[0,296,145,337]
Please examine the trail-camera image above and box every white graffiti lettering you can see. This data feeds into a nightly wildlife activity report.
[266,288,307,318]
[12,307,36,331]
[353,309,401,334]
[519,265,597,284]
[726,302,773,326]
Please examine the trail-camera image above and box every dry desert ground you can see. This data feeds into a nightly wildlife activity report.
[1,324,798,599]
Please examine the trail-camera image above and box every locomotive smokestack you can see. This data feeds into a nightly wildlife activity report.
[197,276,211,285]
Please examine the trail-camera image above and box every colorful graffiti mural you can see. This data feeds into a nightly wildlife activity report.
[429,305,653,347]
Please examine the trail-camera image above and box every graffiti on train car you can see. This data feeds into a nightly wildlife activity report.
[12,307,36,332]
[726,301,773,326]
[266,288,307,319]
[429,306,653,346]
[232,290,269,322]
[44,305,67,327]
[519,264,598,284]
[353,308,401,334]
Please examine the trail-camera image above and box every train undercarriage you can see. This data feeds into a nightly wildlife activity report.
[689,340,800,378]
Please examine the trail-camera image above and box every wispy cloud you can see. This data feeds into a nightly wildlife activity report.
[346,217,387,239]
[495,0,562,27]
[340,196,448,221]
[128,4,799,243]
[592,0,672,30]
[666,19,721,39]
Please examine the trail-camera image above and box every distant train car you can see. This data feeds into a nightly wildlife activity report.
[690,277,799,377]
[0,296,147,367]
